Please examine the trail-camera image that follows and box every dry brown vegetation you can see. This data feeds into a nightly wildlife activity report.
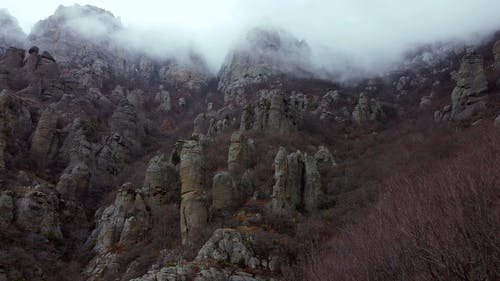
[286,124,500,281]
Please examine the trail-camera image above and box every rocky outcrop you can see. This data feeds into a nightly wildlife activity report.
[493,40,500,72]
[55,162,90,199]
[0,190,14,227]
[271,147,323,213]
[143,154,179,206]
[314,145,335,166]
[27,4,211,91]
[212,171,237,211]
[87,183,149,255]
[96,133,132,176]
[27,5,126,88]
[154,85,171,113]
[14,187,63,240]
[159,53,210,93]
[110,100,145,154]
[30,105,59,168]
[84,183,150,279]
[352,93,384,124]
[228,132,254,173]
[449,53,488,121]
[219,28,312,104]
[0,91,32,173]
[179,140,208,244]
[316,90,339,120]
[436,53,488,122]
[240,89,300,133]
[132,228,282,281]
[0,45,62,100]
[0,10,25,56]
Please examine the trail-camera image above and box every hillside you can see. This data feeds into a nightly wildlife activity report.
[0,4,499,281]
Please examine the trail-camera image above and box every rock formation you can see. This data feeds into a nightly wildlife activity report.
[450,53,488,121]
[179,140,208,244]
[352,93,384,124]
[30,105,59,168]
[271,147,323,213]
[435,53,488,122]
[314,145,336,166]
[227,132,254,173]
[212,171,237,211]
[110,100,145,154]
[493,40,500,72]
[218,27,312,104]
[142,154,179,206]
[132,227,282,281]
[240,89,300,133]
[27,4,211,91]
[154,85,171,113]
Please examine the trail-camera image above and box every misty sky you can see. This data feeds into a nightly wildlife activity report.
[3,0,500,73]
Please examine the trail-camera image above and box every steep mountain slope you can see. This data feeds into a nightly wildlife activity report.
[0,4,499,281]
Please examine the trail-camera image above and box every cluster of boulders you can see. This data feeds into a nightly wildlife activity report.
[132,228,282,281]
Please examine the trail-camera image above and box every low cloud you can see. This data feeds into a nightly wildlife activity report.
[4,1,500,78]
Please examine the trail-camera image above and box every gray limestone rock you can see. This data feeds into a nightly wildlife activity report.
[15,189,62,239]
[212,171,236,211]
[218,28,312,105]
[352,93,384,124]
[271,147,322,213]
[228,132,253,173]
[30,105,59,168]
[450,53,488,121]
[179,140,208,244]
[493,40,500,72]
[155,86,172,113]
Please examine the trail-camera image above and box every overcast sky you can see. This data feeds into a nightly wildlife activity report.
[3,0,500,73]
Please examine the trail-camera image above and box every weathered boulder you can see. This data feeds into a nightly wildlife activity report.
[30,105,59,168]
[271,147,322,213]
[352,93,384,124]
[179,140,208,244]
[449,53,488,121]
